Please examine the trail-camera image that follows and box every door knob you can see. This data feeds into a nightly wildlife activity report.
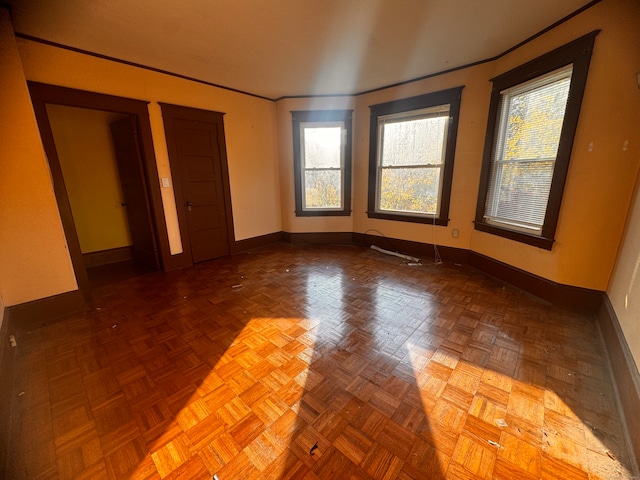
[186,201,193,212]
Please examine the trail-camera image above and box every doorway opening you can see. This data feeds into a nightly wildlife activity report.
[28,82,174,294]
[46,105,157,287]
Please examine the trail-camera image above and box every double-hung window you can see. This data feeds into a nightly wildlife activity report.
[475,32,598,249]
[292,110,352,216]
[367,87,463,225]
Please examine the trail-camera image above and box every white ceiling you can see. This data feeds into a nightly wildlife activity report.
[7,0,595,100]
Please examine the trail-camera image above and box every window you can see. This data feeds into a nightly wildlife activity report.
[475,31,598,249]
[367,87,463,225]
[292,110,352,216]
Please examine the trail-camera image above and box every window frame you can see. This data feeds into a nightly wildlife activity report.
[292,110,353,217]
[474,31,598,249]
[367,86,463,226]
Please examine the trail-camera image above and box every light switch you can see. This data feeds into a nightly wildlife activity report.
[161,177,170,188]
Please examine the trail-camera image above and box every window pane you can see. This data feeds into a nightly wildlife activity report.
[486,69,571,231]
[503,77,570,162]
[293,110,352,216]
[305,170,342,209]
[303,126,341,168]
[381,116,448,166]
[379,167,440,215]
[487,160,554,229]
[368,87,462,225]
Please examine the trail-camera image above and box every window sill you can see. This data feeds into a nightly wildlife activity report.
[474,221,554,250]
[367,211,449,226]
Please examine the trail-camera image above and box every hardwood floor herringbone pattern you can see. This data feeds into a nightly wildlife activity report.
[4,244,638,479]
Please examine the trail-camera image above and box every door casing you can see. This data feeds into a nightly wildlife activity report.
[110,115,160,270]
[28,82,179,293]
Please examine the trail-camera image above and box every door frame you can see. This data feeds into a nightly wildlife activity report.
[109,115,160,270]
[159,103,235,264]
[28,82,175,292]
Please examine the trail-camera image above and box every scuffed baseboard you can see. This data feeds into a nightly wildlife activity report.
[0,289,86,472]
[7,289,86,330]
[597,296,640,468]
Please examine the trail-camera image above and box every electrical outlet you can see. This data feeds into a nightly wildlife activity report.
[452,229,459,238]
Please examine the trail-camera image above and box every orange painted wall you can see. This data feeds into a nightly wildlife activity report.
[16,37,282,250]
[276,0,640,292]
[471,0,640,290]
[0,10,77,306]
[46,105,132,253]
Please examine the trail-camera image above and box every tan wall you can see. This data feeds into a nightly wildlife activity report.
[276,0,640,292]
[0,10,77,306]
[46,105,132,253]
[16,37,282,250]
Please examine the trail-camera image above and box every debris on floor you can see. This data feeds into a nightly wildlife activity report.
[370,244,420,263]
[310,442,319,455]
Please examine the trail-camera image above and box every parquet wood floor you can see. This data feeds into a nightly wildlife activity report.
[4,244,638,479]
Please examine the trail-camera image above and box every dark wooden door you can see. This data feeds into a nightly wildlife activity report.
[175,118,230,262]
[161,105,232,264]
[110,116,160,269]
